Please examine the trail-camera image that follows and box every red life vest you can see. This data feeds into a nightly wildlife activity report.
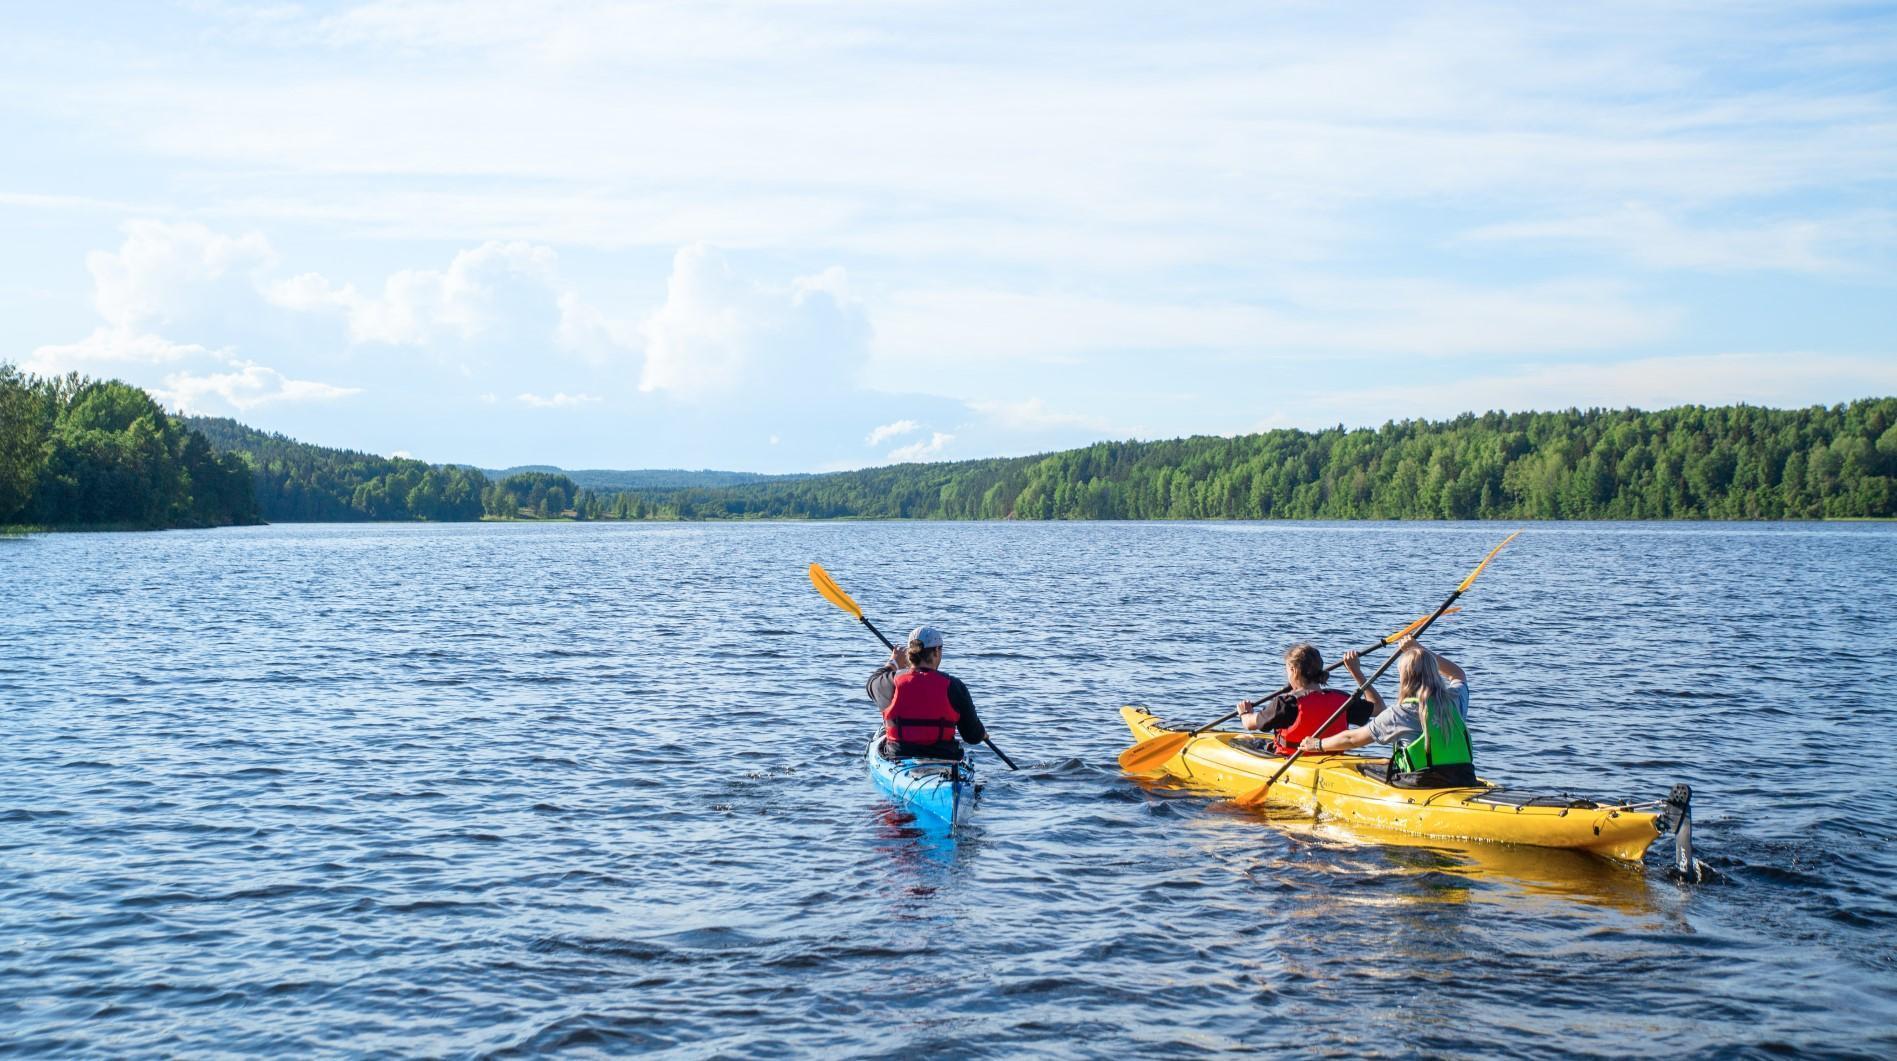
[1273,688,1352,755]
[885,668,960,745]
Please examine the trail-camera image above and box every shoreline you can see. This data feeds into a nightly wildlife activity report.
[8,514,1894,535]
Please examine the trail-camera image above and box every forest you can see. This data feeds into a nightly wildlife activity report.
[186,416,490,522]
[630,399,1897,521]
[483,465,799,492]
[0,366,257,529]
[10,364,1895,527]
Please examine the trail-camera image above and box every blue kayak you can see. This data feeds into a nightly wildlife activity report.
[864,734,977,829]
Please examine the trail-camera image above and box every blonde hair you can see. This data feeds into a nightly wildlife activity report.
[1398,645,1451,739]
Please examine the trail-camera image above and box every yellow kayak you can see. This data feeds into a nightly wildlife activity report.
[1121,706,1690,863]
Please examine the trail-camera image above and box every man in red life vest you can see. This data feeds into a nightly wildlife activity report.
[1235,643,1373,756]
[866,625,988,760]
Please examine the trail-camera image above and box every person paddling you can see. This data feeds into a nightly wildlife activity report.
[866,626,987,760]
[1298,638,1477,788]
[1235,643,1373,756]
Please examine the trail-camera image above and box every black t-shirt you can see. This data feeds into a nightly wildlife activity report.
[1252,687,1373,732]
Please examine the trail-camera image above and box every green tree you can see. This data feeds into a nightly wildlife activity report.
[0,364,47,521]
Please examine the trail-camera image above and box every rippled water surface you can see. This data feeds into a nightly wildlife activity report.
[4,521,1895,1058]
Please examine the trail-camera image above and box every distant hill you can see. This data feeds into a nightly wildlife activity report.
[620,399,1897,521]
[184,416,802,522]
[185,416,486,521]
[189,416,403,471]
[187,398,1897,523]
[483,466,805,491]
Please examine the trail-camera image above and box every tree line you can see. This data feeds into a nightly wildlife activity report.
[11,366,1894,527]
[625,399,1897,521]
[186,416,489,522]
[0,366,258,529]
[185,419,640,522]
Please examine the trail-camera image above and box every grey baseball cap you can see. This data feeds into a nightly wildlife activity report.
[907,625,944,649]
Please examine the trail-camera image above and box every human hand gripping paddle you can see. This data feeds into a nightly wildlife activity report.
[807,563,1019,771]
[1114,607,1459,774]
[1232,531,1520,809]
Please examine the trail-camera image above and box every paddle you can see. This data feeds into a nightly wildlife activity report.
[1232,531,1520,809]
[1115,608,1457,773]
[807,562,1019,771]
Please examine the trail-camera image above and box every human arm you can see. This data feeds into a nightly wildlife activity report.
[947,676,986,744]
[1340,649,1384,713]
[1397,638,1464,685]
[1237,695,1298,733]
[865,651,901,711]
[1299,726,1376,753]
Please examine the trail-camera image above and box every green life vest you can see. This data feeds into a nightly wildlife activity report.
[1391,694,1473,773]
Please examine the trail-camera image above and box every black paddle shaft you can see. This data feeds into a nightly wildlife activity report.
[860,617,1018,771]
[1261,588,1465,788]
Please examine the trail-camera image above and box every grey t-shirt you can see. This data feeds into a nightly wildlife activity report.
[1365,679,1469,748]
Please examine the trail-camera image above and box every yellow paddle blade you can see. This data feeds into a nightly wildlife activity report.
[1116,730,1194,773]
[1382,606,1460,645]
[1233,777,1276,808]
[1455,531,1521,593]
[807,562,863,620]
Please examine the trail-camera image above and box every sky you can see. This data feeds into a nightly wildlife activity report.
[4,1,1895,472]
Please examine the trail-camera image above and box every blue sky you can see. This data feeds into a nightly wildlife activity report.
[4,1,1894,472]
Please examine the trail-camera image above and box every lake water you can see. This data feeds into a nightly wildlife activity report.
[4,521,1894,1057]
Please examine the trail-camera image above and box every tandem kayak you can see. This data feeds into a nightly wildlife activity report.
[1121,706,1692,864]
[865,734,977,829]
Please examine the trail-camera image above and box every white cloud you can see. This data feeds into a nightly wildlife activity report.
[155,362,361,413]
[554,290,640,365]
[865,419,920,446]
[638,244,868,398]
[310,0,885,66]
[1464,204,1883,272]
[886,431,954,463]
[264,240,580,346]
[874,280,1671,369]
[86,220,275,331]
[969,398,1109,434]
[516,391,601,408]
[23,327,211,376]
[391,449,413,459]
[62,3,1897,284]
[23,220,363,409]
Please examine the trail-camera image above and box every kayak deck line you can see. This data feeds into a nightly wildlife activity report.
[1121,706,1688,863]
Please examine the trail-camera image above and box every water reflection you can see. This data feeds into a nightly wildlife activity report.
[870,804,961,860]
